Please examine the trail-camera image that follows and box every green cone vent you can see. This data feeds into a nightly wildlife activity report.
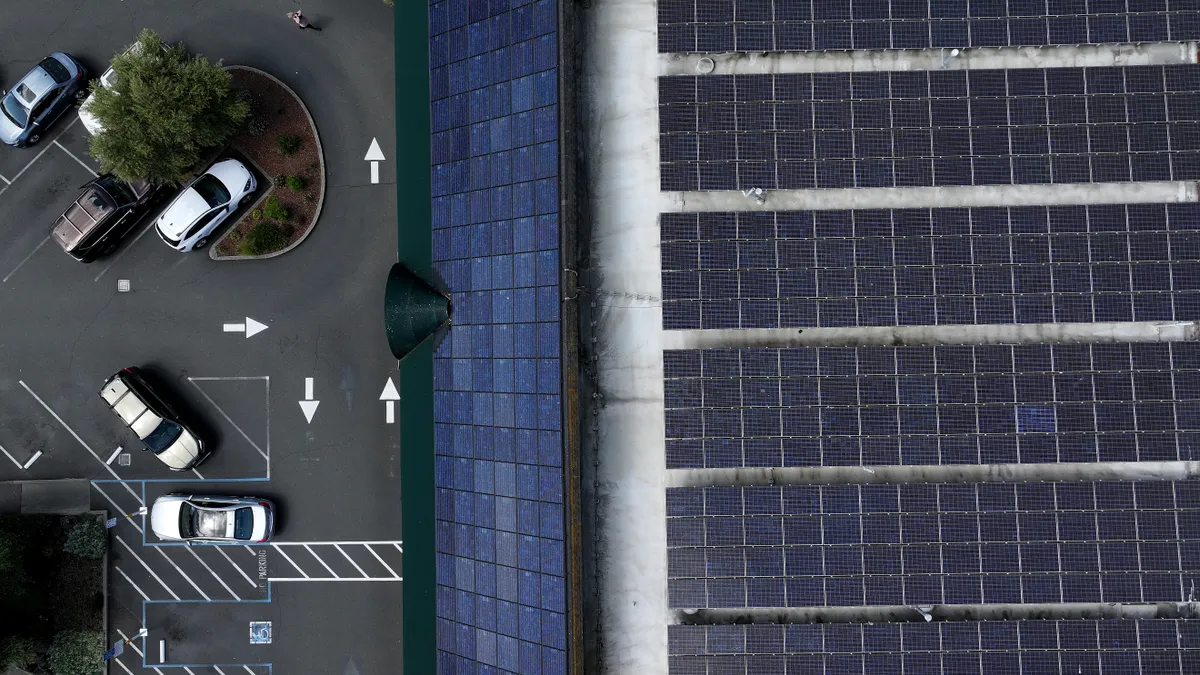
[384,263,451,361]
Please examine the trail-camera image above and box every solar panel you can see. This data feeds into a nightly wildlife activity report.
[663,344,1200,469]
[668,620,1200,674]
[659,66,1200,192]
[666,482,1200,609]
[660,205,1200,330]
[658,1,1200,52]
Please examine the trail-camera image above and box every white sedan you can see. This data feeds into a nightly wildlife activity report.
[150,494,276,543]
[156,158,256,252]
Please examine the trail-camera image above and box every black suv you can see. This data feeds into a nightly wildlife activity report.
[51,174,172,262]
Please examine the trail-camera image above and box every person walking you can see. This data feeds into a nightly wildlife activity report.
[287,9,321,30]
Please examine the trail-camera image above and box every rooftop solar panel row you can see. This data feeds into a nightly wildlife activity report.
[659,66,1200,190]
[663,344,1200,468]
[658,0,1200,53]
[665,482,1199,607]
[660,205,1200,329]
[667,620,1200,674]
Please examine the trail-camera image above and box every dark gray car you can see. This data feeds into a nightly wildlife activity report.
[0,52,88,147]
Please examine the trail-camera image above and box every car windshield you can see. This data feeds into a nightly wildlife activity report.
[191,174,230,208]
[178,502,196,538]
[143,419,183,454]
[1,93,28,128]
[38,58,70,84]
[233,508,255,540]
[96,177,136,205]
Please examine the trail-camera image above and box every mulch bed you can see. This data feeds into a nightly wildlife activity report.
[215,68,322,257]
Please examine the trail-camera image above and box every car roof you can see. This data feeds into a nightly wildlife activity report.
[14,66,56,105]
[158,188,211,238]
[51,186,115,251]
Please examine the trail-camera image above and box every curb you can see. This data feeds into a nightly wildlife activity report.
[210,65,327,261]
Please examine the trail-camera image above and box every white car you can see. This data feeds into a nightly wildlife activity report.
[77,62,116,135]
[150,494,276,544]
[156,159,256,252]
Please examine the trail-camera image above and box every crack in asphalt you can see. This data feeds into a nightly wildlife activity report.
[66,292,115,375]
[40,0,90,52]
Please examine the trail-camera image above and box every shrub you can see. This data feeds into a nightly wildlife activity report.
[304,193,314,203]
[228,229,243,244]
[306,161,319,172]
[250,208,262,221]
[63,517,105,559]
[48,631,104,675]
[273,174,287,188]
[239,222,288,256]
[276,134,301,155]
[285,175,304,191]
[0,636,37,670]
[247,117,268,137]
[262,195,289,221]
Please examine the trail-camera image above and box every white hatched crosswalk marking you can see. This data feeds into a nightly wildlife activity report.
[335,544,368,577]
[305,544,340,577]
[267,541,403,581]
[274,545,309,578]
[365,544,400,578]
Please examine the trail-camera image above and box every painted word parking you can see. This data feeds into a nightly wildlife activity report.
[0,4,400,675]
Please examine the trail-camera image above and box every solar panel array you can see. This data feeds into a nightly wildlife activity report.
[667,620,1200,674]
[658,0,1200,53]
[660,205,1200,330]
[658,66,1200,191]
[429,0,569,671]
[666,481,1200,608]
[663,344,1200,469]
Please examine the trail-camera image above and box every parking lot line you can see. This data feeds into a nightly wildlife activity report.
[184,546,240,600]
[53,139,98,177]
[116,630,167,675]
[92,482,144,534]
[0,173,9,184]
[244,667,257,675]
[115,566,150,601]
[273,546,309,578]
[153,547,210,600]
[187,378,269,461]
[21,380,142,503]
[0,115,81,200]
[0,442,25,469]
[112,656,137,675]
[116,535,181,600]
[3,234,51,283]
[214,545,258,588]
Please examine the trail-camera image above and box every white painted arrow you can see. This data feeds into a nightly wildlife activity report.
[379,377,399,424]
[299,377,320,423]
[223,317,268,338]
[364,138,386,184]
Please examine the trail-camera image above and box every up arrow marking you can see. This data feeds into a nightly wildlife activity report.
[380,377,399,424]
[364,138,386,184]
[299,376,320,423]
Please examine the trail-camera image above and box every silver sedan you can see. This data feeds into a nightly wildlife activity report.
[150,494,276,544]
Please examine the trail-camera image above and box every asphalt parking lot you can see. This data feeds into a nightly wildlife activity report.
[0,1,402,673]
